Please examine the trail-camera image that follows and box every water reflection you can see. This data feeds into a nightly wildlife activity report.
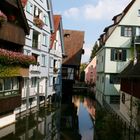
[72,95,95,140]
[0,104,61,140]
[0,95,95,140]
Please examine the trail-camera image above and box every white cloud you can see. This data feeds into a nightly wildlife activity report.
[64,7,80,19]
[83,0,131,20]
[63,0,131,21]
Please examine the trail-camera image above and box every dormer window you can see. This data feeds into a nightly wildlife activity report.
[64,33,70,38]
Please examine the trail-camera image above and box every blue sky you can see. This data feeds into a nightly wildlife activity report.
[51,0,131,63]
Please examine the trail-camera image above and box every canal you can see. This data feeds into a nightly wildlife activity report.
[0,95,95,140]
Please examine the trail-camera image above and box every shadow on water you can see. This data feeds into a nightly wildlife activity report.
[0,94,96,140]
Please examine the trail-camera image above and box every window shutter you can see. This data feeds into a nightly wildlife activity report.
[132,26,136,37]
[122,50,126,61]
[121,26,125,36]
[111,49,114,61]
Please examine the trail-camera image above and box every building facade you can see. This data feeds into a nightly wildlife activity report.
[96,0,140,105]
[96,0,140,129]
[0,0,31,128]
[84,57,96,85]
[14,0,54,115]
[48,15,65,102]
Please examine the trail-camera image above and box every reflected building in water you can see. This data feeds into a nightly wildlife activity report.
[0,95,95,140]
[0,105,61,140]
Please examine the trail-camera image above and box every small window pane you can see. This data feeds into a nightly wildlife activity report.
[4,78,11,90]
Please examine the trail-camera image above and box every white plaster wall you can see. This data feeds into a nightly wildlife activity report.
[104,74,120,96]
[104,48,131,73]
[96,48,104,72]
[120,1,140,26]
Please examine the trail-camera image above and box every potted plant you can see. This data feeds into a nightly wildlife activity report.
[33,17,44,29]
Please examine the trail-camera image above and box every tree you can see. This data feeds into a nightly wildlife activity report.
[79,63,87,82]
[89,41,99,62]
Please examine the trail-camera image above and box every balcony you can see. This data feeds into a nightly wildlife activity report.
[0,48,36,77]
[30,65,40,73]
[0,22,25,45]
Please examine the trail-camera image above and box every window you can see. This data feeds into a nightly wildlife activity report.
[0,79,3,91]
[43,34,48,46]
[49,76,53,86]
[0,78,19,97]
[12,78,19,90]
[136,27,140,36]
[97,76,99,81]
[31,77,37,87]
[110,95,120,104]
[4,78,11,90]
[121,26,132,37]
[121,93,125,104]
[138,9,140,16]
[110,74,120,84]
[24,49,30,55]
[102,76,104,83]
[43,15,49,25]
[49,57,53,68]
[42,55,46,66]
[26,1,33,14]
[111,49,126,61]
[53,59,57,68]
[124,27,132,37]
[34,6,42,18]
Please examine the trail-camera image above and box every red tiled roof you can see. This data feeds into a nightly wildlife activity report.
[50,15,62,49]
[63,29,85,66]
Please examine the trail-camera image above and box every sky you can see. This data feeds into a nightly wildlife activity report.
[51,0,131,63]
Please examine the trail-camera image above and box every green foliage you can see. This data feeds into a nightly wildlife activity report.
[0,65,20,77]
[80,63,87,82]
[89,41,99,62]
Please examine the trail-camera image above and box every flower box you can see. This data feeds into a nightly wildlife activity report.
[33,17,44,29]
[0,48,37,67]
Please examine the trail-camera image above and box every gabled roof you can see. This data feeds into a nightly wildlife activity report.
[0,0,29,34]
[50,15,62,49]
[63,29,85,66]
[99,0,136,46]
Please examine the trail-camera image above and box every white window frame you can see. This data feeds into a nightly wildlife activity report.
[136,27,140,36]
[43,15,49,25]
[49,76,53,86]
[42,55,46,66]
[43,34,48,46]
[26,1,33,14]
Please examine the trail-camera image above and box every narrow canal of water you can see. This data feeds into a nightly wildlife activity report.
[0,95,95,140]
